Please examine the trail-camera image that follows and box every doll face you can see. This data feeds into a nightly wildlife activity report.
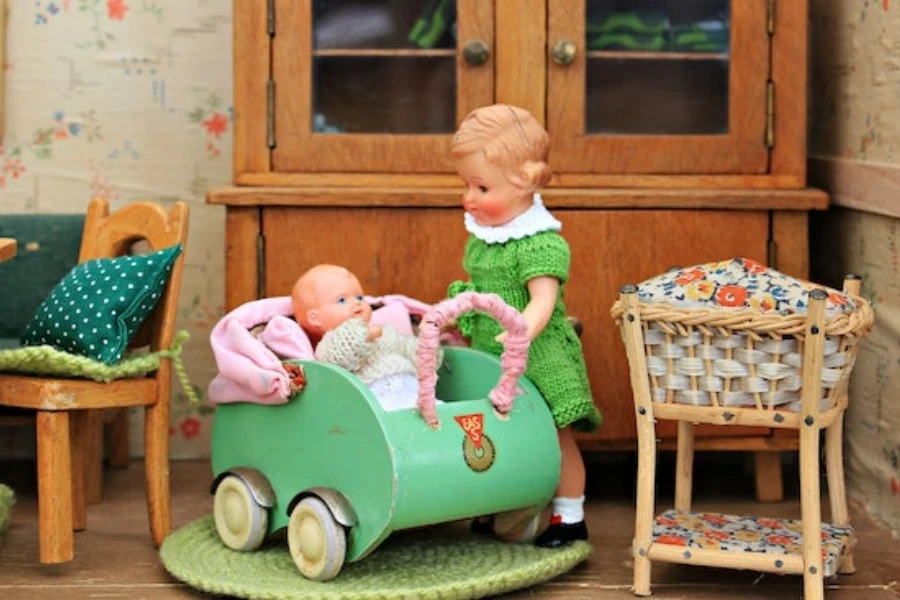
[299,268,372,335]
[453,152,532,227]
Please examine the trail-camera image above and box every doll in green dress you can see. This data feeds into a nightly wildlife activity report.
[448,104,601,548]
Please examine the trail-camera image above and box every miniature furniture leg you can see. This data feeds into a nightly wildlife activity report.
[825,415,854,574]
[84,412,104,504]
[71,412,91,531]
[674,421,694,511]
[36,411,74,563]
[107,409,131,468]
[826,275,861,575]
[620,287,655,596]
[144,372,171,546]
[799,295,827,600]
[83,409,131,508]
[754,451,784,502]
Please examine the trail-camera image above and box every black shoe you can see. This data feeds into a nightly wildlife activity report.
[470,516,494,536]
[534,520,588,548]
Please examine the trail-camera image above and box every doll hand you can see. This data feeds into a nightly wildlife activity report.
[494,331,508,345]
[367,324,383,342]
[284,363,307,395]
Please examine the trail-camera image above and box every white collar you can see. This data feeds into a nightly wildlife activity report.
[464,193,562,244]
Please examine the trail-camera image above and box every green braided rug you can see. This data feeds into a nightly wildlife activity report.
[161,515,591,600]
[0,484,14,548]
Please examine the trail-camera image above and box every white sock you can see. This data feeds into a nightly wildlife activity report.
[551,495,585,524]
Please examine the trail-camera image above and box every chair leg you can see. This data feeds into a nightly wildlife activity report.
[754,451,784,502]
[84,411,104,504]
[144,401,171,547]
[633,431,656,597]
[674,421,694,512]
[36,411,74,563]
[70,412,90,531]
[107,408,131,468]
[799,290,827,600]
[826,414,855,574]
[620,287,655,597]
[800,425,825,600]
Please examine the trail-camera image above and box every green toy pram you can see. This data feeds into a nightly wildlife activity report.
[209,292,561,580]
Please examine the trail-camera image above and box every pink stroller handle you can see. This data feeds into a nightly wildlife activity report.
[415,292,530,428]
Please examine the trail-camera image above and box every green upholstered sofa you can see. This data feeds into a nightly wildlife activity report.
[0,214,85,349]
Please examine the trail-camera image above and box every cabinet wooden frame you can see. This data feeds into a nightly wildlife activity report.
[232,0,811,188]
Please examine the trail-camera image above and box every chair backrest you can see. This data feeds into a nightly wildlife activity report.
[0,214,85,341]
[79,198,190,353]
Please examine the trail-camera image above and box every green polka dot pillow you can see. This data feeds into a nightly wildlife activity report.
[637,257,856,316]
[20,244,183,364]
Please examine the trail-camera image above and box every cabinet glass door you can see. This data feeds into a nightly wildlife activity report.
[548,0,770,174]
[273,0,494,173]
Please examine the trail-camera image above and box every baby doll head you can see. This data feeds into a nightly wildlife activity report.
[291,264,372,343]
[450,104,552,227]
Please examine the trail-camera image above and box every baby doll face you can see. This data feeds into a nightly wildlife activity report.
[453,152,532,227]
[293,267,372,336]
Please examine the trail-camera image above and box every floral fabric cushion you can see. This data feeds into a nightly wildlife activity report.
[638,258,855,316]
[653,509,853,578]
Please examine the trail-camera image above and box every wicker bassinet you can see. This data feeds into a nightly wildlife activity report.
[610,277,875,418]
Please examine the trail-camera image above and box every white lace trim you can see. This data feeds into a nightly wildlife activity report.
[464,193,562,244]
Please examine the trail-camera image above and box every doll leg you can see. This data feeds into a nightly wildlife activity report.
[534,426,589,548]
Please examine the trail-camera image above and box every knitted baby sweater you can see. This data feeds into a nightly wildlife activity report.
[315,318,424,384]
[449,198,601,431]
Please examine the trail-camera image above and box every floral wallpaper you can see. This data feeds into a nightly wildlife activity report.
[810,0,899,163]
[2,5,899,543]
[0,0,232,458]
[809,0,900,536]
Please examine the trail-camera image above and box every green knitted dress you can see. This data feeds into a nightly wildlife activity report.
[450,230,601,432]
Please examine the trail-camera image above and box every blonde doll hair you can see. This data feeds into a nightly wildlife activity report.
[450,104,552,192]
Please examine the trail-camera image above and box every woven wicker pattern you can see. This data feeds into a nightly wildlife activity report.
[611,293,875,412]
[161,515,591,600]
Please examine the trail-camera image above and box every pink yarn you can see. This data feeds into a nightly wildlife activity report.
[416,292,530,428]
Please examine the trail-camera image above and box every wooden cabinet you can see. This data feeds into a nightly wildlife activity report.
[212,0,827,501]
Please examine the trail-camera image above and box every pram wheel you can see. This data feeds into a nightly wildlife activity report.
[288,496,347,581]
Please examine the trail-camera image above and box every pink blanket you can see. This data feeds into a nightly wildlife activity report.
[207,295,434,405]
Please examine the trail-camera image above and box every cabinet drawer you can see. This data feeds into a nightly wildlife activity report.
[262,207,468,301]
[260,206,772,442]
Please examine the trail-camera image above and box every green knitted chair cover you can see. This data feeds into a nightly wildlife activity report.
[0,484,14,549]
[0,330,196,402]
[161,515,591,600]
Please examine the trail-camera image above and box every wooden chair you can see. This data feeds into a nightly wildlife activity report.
[0,212,122,503]
[613,276,874,600]
[0,197,189,563]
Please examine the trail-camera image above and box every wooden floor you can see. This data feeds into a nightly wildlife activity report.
[1,455,898,599]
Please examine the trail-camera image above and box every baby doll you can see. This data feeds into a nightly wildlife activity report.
[449,104,601,548]
[292,264,439,412]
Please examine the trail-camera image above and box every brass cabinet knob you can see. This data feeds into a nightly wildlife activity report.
[463,40,490,66]
[551,39,577,66]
